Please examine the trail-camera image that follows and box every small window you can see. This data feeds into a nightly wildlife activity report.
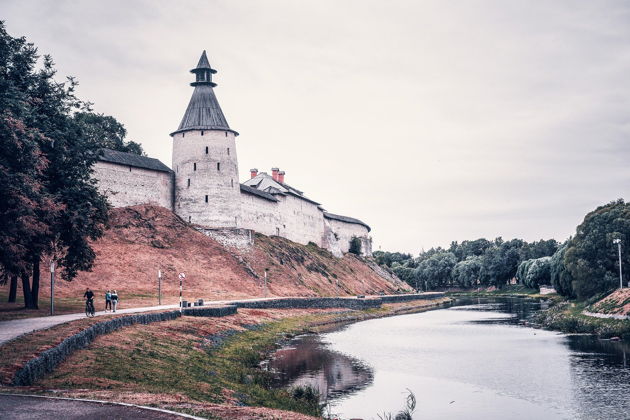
[188,216,191,223]
[276,227,280,236]
[231,179,234,188]
[193,163,197,171]
[227,147,230,156]
[201,130,204,136]
[205,195,208,203]
[225,131,228,137]
[217,162,220,171]
[205,146,208,154]
[176,165,179,173]
[182,132,185,138]
[187,178,190,187]
[129,167,132,172]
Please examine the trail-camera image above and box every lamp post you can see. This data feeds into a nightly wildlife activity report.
[178,272,185,312]
[50,260,55,316]
[158,270,162,305]
[613,239,623,289]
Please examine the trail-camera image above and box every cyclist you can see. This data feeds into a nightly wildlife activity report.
[83,288,95,317]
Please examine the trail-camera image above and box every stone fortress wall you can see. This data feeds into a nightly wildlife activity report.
[93,160,173,209]
[92,51,373,257]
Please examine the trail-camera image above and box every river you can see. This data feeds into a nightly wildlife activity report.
[267,298,630,419]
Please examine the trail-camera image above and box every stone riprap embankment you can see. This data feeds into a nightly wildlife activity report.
[8,293,443,386]
[228,293,444,310]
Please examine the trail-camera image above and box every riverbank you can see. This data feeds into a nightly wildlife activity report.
[447,287,630,340]
[1,297,451,419]
[535,300,630,339]
[447,285,558,300]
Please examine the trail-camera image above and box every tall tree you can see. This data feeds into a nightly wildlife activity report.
[564,199,630,300]
[0,22,109,308]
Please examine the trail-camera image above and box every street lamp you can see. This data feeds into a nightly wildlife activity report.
[50,260,55,316]
[613,239,623,289]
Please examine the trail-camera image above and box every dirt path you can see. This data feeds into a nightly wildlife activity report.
[0,394,202,419]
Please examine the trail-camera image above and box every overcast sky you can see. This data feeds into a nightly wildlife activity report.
[2,1,629,254]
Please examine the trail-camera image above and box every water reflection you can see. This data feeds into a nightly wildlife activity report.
[268,334,373,402]
[268,298,630,419]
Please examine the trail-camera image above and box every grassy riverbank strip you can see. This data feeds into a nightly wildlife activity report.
[447,285,557,300]
[2,298,451,420]
[447,286,630,340]
[535,301,630,339]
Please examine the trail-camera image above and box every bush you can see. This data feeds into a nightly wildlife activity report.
[349,236,362,255]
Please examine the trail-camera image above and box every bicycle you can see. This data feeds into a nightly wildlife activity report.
[85,299,95,317]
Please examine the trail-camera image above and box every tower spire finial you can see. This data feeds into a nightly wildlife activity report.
[190,50,217,87]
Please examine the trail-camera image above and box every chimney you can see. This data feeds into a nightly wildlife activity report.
[250,168,258,179]
[271,167,279,181]
[278,171,285,184]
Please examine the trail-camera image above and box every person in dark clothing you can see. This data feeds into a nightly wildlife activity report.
[83,288,94,302]
[84,288,95,316]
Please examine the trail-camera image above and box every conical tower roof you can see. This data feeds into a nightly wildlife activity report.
[171,51,238,136]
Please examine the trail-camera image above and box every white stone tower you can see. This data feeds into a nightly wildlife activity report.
[171,51,241,227]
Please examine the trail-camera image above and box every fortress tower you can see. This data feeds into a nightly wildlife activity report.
[171,51,241,227]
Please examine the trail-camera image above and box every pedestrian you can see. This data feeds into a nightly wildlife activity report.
[111,290,119,312]
[105,290,112,312]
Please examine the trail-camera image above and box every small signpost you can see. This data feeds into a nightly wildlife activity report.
[178,272,186,312]
[158,270,162,305]
[50,260,55,316]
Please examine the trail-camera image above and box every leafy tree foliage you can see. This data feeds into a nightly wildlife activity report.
[550,244,575,298]
[373,251,412,267]
[74,112,144,155]
[376,236,558,291]
[415,252,457,289]
[0,22,113,307]
[452,256,483,288]
[516,257,551,288]
[564,199,630,300]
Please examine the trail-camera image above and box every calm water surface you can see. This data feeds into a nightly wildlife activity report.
[268,298,630,420]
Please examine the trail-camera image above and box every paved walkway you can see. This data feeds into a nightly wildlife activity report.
[0,394,204,419]
[0,297,280,345]
[0,304,181,345]
[0,294,440,346]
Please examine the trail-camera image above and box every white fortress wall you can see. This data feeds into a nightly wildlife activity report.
[93,161,173,209]
[275,194,326,246]
[326,217,372,256]
[239,191,281,236]
[172,130,240,227]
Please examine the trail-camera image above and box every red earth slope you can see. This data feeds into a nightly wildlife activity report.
[35,205,409,307]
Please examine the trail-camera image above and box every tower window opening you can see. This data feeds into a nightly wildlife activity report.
[227,147,230,156]
[205,195,208,203]
[201,130,204,136]
[193,163,197,171]
[217,162,220,171]
[187,178,190,187]
[225,131,228,137]
[129,167,132,172]
[188,216,191,223]
[182,133,185,138]
[205,146,208,154]
[231,179,234,188]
